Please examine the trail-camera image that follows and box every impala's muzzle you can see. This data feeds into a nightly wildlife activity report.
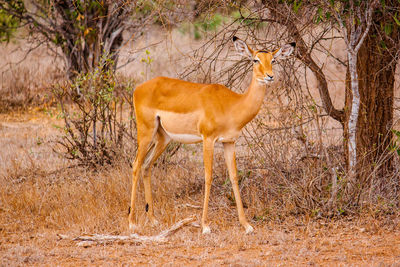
[265,74,274,82]
[257,75,275,84]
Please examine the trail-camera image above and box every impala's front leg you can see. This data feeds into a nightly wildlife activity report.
[201,138,214,234]
[223,142,254,234]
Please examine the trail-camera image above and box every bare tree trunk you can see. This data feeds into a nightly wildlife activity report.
[342,0,399,201]
[347,51,360,183]
[324,0,378,198]
[354,13,399,186]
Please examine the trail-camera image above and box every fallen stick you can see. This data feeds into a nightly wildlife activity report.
[178,203,202,209]
[58,216,195,246]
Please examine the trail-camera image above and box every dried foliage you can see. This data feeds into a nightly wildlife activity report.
[53,59,137,167]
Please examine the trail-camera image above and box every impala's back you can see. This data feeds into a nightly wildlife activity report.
[133,76,241,143]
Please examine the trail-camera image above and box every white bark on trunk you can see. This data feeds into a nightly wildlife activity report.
[325,0,378,182]
[347,51,360,177]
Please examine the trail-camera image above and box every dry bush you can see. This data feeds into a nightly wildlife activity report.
[53,61,138,167]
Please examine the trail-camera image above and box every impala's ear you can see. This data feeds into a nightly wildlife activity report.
[273,42,296,59]
[233,36,254,59]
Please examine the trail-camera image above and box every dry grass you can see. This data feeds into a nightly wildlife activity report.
[0,40,63,112]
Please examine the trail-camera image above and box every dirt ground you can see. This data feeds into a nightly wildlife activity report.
[1,111,400,266]
[1,218,400,266]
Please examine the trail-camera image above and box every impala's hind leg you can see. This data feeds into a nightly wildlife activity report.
[142,126,171,225]
[128,117,159,231]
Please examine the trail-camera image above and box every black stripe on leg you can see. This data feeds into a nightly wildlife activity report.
[145,203,149,212]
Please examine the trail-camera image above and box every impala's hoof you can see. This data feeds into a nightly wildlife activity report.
[245,224,254,234]
[202,225,211,234]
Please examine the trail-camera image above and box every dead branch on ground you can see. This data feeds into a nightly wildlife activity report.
[58,216,196,246]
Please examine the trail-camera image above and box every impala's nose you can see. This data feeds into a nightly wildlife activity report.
[265,74,274,82]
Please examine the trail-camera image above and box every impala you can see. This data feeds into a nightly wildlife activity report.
[129,36,295,234]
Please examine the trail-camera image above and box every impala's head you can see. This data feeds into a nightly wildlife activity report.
[233,36,295,84]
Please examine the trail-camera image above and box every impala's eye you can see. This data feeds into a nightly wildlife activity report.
[271,59,276,64]
[253,59,260,63]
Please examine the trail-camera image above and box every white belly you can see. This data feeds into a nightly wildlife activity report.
[159,118,202,144]
[164,130,203,144]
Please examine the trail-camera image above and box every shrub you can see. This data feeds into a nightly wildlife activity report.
[53,60,137,168]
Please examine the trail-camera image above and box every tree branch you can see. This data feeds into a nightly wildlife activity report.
[354,0,379,52]
[270,5,344,123]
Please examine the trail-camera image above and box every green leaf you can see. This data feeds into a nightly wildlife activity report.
[314,7,323,24]
[392,129,400,138]
[325,12,331,20]
[393,13,400,26]
[380,40,387,49]
[384,23,392,35]
[293,0,302,13]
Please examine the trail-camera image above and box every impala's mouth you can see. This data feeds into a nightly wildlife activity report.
[257,77,274,84]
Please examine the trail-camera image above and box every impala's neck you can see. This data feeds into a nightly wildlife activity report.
[235,74,267,129]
